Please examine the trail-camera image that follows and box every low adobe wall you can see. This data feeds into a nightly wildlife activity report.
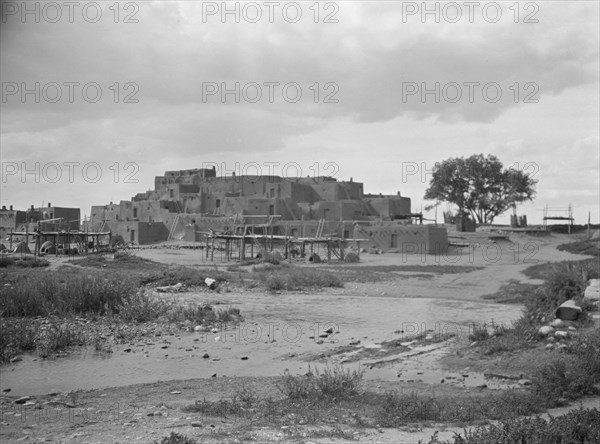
[354,224,448,254]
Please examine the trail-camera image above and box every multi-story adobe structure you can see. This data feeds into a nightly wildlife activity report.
[88,167,447,253]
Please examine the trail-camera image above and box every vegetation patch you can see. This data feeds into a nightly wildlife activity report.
[0,255,50,268]
[257,267,343,291]
[426,407,600,444]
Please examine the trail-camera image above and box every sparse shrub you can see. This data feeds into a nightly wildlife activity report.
[0,255,49,268]
[438,408,600,444]
[0,269,137,317]
[258,267,343,291]
[117,290,166,322]
[276,365,364,401]
[468,323,490,342]
[344,252,360,263]
[532,329,600,403]
[154,432,197,444]
[35,322,85,358]
[262,251,283,265]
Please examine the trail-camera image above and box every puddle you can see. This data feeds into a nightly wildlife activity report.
[1,296,522,397]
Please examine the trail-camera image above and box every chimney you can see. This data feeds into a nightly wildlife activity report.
[9,205,13,211]
[1,206,5,210]
[48,202,51,207]
[350,177,353,182]
[31,204,34,210]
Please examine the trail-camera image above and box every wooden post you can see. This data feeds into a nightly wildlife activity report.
[240,225,246,261]
[211,238,215,261]
[588,212,591,240]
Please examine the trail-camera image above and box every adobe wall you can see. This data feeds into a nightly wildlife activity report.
[353,224,448,254]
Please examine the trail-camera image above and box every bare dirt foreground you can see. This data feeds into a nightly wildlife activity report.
[1,232,598,443]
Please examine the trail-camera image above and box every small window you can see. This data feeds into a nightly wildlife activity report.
[133,208,138,218]
[216,199,221,208]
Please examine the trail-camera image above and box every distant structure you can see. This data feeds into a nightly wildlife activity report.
[87,167,448,253]
[0,203,80,240]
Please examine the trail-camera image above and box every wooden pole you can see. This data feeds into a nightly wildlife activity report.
[588,212,591,240]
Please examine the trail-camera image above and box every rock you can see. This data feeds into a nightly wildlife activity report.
[519,379,532,386]
[124,348,132,353]
[23,401,36,406]
[556,300,582,321]
[2,388,11,393]
[319,333,329,338]
[568,326,576,332]
[211,373,217,378]
[546,343,555,350]
[584,279,600,303]
[550,319,565,328]
[538,326,554,336]
[211,328,219,334]
[349,340,361,346]
[316,339,324,345]
[156,283,184,293]
[191,421,202,427]
[202,353,210,359]
[14,396,31,404]
[170,390,181,394]
[547,337,556,343]
[324,327,334,334]
[194,326,203,332]
[9,357,22,363]
[555,331,570,339]
[205,278,217,289]
[241,356,248,360]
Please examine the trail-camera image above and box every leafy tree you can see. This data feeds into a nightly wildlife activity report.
[424,154,537,224]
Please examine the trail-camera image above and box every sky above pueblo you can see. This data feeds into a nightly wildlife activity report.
[1,1,598,224]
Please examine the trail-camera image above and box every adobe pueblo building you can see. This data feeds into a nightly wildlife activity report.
[88,167,447,255]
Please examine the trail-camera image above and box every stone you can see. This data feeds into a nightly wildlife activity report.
[519,379,532,386]
[14,396,31,404]
[170,390,181,394]
[156,283,184,293]
[194,326,203,332]
[568,326,576,331]
[550,319,565,328]
[205,278,217,289]
[555,331,570,339]
[538,326,554,336]
[241,356,248,360]
[545,343,555,350]
[584,279,600,306]
[191,421,202,427]
[556,300,582,321]
[202,353,210,359]
[9,356,22,363]
[324,327,334,334]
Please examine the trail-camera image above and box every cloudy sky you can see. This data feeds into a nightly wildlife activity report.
[1,1,598,224]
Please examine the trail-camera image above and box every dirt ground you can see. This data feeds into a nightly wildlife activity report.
[1,232,598,443]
